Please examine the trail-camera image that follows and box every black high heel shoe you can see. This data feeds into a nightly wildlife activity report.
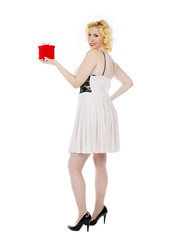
[68,212,91,232]
[90,206,108,226]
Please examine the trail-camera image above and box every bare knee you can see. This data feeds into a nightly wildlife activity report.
[68,153,90,174]
[68,154,80,174]
[93,153,107,169]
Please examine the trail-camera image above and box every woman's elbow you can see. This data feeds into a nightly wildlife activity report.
[128,79,134,87]
[73,83,80,89]
[71,80,79,88]
[73,77,82,89]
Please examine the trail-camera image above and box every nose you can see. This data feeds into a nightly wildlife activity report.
[89,35,95,42]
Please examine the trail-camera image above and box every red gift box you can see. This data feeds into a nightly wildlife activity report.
[38,44,55,60]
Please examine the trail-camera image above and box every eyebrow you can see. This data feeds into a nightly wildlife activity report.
[88,33,99,35]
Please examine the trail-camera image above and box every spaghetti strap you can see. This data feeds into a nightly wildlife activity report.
[113,60,115,75]
[101,52,106,76]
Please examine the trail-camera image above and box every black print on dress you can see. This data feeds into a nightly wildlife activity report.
[79,75,92,94]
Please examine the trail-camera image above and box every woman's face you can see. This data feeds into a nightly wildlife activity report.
[87,27,104,50]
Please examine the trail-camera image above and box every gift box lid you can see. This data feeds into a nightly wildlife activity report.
[38,43,55,48]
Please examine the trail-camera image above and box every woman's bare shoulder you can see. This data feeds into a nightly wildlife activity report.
[86,49,101,57]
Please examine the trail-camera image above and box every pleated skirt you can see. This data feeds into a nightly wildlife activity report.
[68,92,120,153]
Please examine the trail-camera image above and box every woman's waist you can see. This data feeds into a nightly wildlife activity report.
[79,87,110,95]
[78,91,112,104]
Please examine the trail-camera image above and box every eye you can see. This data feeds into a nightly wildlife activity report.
[94,34,99,37]
[88,33,91,37]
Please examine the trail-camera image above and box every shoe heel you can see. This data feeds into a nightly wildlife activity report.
[104,214,107,224]
[87,222,90,232]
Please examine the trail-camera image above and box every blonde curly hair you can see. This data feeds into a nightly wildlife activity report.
[85,20,113,52]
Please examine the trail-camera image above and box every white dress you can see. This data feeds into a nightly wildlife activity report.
[68,52,120,153]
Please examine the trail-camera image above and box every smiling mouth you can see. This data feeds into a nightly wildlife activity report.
[90,43,95,46]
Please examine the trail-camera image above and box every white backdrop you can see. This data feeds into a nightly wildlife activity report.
[0,0,180,239]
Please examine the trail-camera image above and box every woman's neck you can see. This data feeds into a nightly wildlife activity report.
[97,47,106,52]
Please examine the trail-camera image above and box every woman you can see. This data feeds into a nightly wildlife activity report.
[39,20,133,232]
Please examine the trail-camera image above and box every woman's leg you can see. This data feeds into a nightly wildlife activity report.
[92,153,108,220]
[68,153,91,224]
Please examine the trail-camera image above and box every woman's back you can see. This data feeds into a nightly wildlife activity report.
[90,50,115,79]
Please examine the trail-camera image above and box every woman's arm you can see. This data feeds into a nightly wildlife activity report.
[39,50,98,88]
[111,63,133,101]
